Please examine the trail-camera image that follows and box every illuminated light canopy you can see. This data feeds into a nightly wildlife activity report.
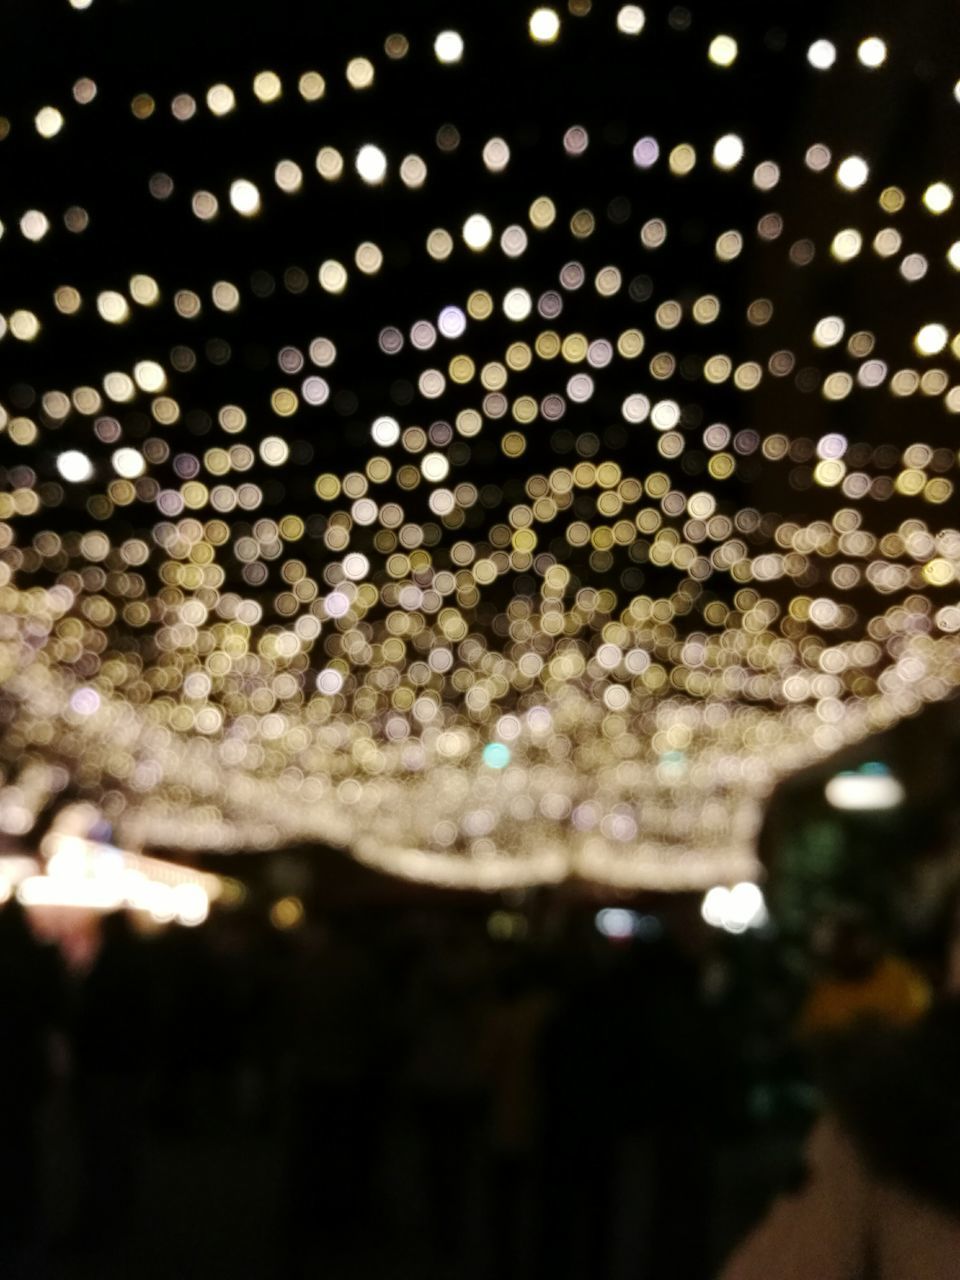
[355,144,387,184]
[529,8,561,42]
[807,39,836,69]
[57,449,94,482]
[708,34,738,67]
[229,178,261,215]
[712,133,744,170]
[434,30,464,63]
[923,181,953,213]
[857,35,888,67]
[825,764,905,810]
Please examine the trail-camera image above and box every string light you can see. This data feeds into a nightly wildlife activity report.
[1,4,960,896]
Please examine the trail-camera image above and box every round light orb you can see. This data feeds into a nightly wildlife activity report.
[807,39,836,69]
[923,181,953,213]
[708,34,738,67]
[229,179,261,215]
[712,133,744,170]
[616,5,645,35]
[482,742,511,769]
[915,323,948,355]
[434,30,464,63]
[463,213,493,249]
[35,106,64,138]
[355,143,387,184]
[836,155,869,190]
[57,450,93,482]
[112,447,145,478]
[529,8,560,42]
[857,36,887,67]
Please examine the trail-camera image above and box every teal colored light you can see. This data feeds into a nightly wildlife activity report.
[483,742,511,769]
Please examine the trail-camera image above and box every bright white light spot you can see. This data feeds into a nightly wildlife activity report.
[529,8,560,42]
[421,452,450,482]
[58,450,93,482]
[229,179,260,215]
[463,213,493,250]
[69,686,100,715]
[438,305,467,338]
[825,767,904,810]
[112,448,145,478]
[133,360,166,392]
[371,415,401,446]
[595,908,640,939]
[836,155,869,190]
[702,883,768,933]
[616,6,645,35]
[923,181,953,213]
[708,34,738,67]
[503,287,532,321]
[434,30,464,63]
[857,36,887,67]
[947,242,960,270]
[807,39,836,69]
[915,323,948,355]
[356,144,387,184]
[20,210,50,242]
[712,133,744,170]
[174,883,209,927]
[35,106,64,138]
[317,668,344,695]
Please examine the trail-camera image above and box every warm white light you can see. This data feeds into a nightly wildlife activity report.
[112,447,145,478]
[857,36,887,67]
[825,770,904,810]
[35,106,64,138]
[616,5,645,35]
[807,39,836,69]
[702,883,768,933]
[503,287,532,321]
[923,181,953,213]
[57,450,94,482]
[133,360,166,392]
[712,133,744,170]
[708,34,738,67]
[355,144,387,184]
[915,323,948,355]
[463,213,493,250]
[836,155,869,190]
[948,242,960,270]
[371,415,401,446]
[97,291,130,323]
[421,452,450,482]
[529,8,561,42]
[20,210,50,242]
[229,179,260,215]
[434,30,464,63]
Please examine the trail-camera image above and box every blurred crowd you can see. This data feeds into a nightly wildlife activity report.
[1,885,958,1279]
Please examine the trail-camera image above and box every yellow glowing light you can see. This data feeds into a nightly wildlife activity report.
[229,179,260,215]
[35,106,64,138]
[915,323,948,355]
[712,133,744,170]
[463,213,493,250]
[253,70,282,103]
[434,30,464,63]
[831,228,863,261]
[316,147,344,181]
[836,155,869,190]
[299,71,326,101]
[923,182,953,213]
[947,242,960,270]
[206,83,236,116]
[708,34,738,67]
[857,36,887,67]
[356,144,387,184]
[270,896,304,929]
[530,8,561,42]
[346,57,375,88]
[129,274,160,305]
